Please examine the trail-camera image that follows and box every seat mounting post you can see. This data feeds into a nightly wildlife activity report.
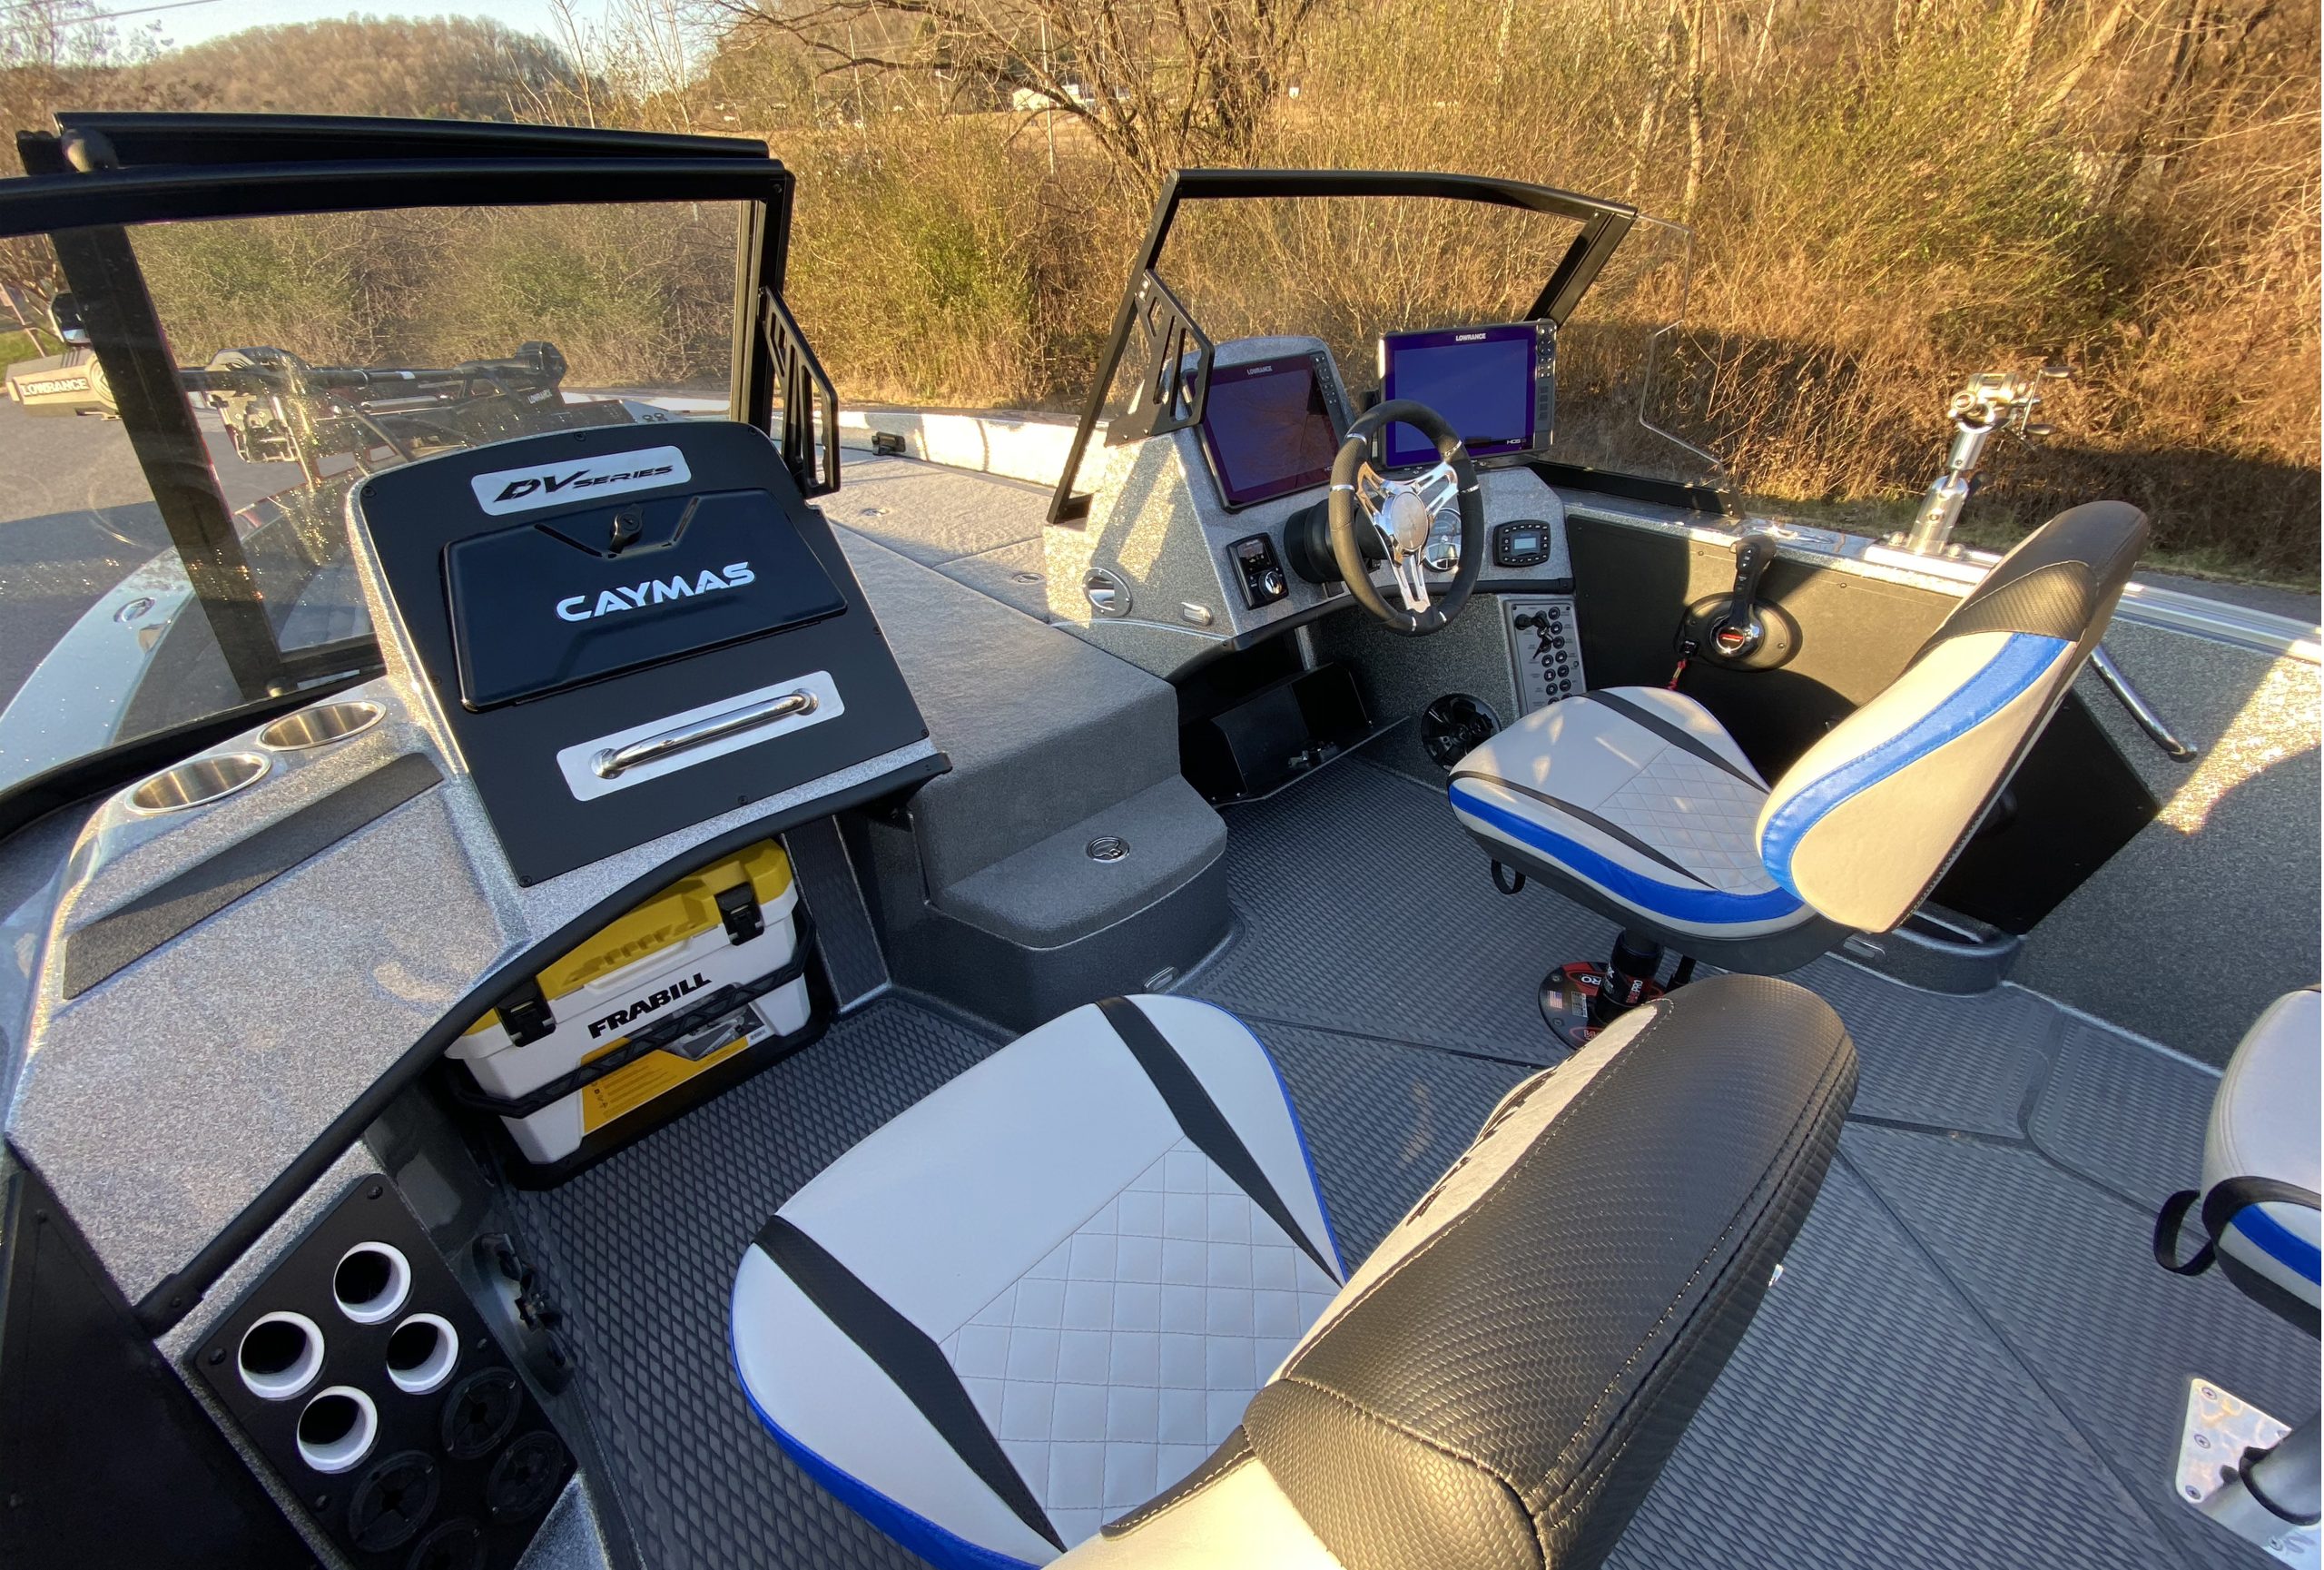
[1541,929,1675,1050]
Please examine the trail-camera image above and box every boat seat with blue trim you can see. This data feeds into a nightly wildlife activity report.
[2156,986,2320,1332]
[731,980,1856,1567]
[1450,500,2149,972]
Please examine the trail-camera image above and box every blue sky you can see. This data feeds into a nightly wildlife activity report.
[153,1,570,49]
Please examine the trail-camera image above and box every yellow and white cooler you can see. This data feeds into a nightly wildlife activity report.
[448,840,813,1177]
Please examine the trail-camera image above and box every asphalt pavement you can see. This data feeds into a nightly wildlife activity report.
[0,400,170,723]
[0,399,344,731]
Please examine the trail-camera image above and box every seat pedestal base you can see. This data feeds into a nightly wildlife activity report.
[2177,1379,2319,1568]
[1541,962,1668,1050]
[1541,930,1693,1050]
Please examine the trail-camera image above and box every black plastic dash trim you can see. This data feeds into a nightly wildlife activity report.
[753,1217,1064,1551]
[1582,690,1764,789]
[61,752,441,999]
[1095,997,1338,1280]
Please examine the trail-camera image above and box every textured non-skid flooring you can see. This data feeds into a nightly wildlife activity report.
[1210,758,2317,1570]
[832,457,1054,619]
[510,755,2316,1570]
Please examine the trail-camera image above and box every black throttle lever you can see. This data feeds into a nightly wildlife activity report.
[1711,532,1780,658]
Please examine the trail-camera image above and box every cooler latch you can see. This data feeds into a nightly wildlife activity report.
[716,883,764,945]
[497,976,556,1046]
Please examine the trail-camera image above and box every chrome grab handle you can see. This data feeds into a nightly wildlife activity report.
[591,689,818,780]
[2091,644,2199,763]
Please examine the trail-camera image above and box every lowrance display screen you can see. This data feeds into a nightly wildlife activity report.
[1380,322,1539,467]
[445,489,846,710]
[1197,359,1342,508]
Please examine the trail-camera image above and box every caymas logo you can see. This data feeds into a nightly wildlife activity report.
[557,562,753,622]
[469,444,691,516]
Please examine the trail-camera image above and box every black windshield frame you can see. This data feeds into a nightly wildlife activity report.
[1047,167,1640,526]
[0,113,822,711]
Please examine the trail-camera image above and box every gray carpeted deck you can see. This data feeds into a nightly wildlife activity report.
[507,755,2316,1570]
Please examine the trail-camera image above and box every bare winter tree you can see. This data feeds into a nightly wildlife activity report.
[709,0,1324,183]
[0,1,194,312]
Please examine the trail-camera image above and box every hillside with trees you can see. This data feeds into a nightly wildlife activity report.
[0,0,2310,582]
[162,15,576,120]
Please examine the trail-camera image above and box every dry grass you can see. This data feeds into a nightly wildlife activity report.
[46,0,2317,586]
[130,204,741,390]
[771,0,2321,586]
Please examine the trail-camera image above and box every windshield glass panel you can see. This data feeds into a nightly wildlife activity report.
[1155,195,1582,360]
[1129,195,1722,494]
[1551,213,1723,492]
[0,202,744,793]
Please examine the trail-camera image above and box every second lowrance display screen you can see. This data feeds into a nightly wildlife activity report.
[1198,359,1343,508]
[1380,322,1540,468]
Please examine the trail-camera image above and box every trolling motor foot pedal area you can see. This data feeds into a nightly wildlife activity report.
[2176,1381,2320,1568]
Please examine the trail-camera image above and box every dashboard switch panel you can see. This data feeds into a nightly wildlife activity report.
[1504,596,1587,712]
[1228,534,1289,608]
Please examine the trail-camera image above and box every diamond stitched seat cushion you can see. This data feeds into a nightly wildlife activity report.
[1449,686,1812,940]
[731,995,1343,1565]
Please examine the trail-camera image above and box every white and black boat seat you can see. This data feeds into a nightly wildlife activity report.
[2155,986,2320,1334]
[1451,500,2148,971]
[732,995,1346,1563]
[1449,686,1842,970]
[731,978,1858,1568]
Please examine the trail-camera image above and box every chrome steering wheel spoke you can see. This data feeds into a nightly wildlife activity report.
[1324,399,1482,637]
[1411,459,1461,519]
[1344,459,1462,612]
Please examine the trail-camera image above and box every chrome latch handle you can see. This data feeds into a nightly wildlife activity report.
[591,689,818,779]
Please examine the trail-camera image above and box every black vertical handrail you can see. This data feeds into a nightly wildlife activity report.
[763,288,841,499]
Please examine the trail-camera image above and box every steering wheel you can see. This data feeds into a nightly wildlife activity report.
[1327,399,1485,637]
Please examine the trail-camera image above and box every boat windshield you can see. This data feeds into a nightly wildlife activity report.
[1063,181,1724,517]
[0,200,745,793]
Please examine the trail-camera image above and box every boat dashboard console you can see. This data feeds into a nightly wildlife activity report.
[355,420,930,884]
[1061,331,1577,680]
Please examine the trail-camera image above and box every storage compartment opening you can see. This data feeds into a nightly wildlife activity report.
[446,838,822,1180]
[1181,662,1374,804]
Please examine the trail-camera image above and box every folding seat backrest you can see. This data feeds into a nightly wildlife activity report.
[1757,500,2148,932]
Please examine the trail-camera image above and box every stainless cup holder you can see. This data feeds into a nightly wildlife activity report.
[257,700,384,752]
[126,752,268,815]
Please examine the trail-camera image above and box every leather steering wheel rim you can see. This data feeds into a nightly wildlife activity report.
[1327,398,1485,637]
